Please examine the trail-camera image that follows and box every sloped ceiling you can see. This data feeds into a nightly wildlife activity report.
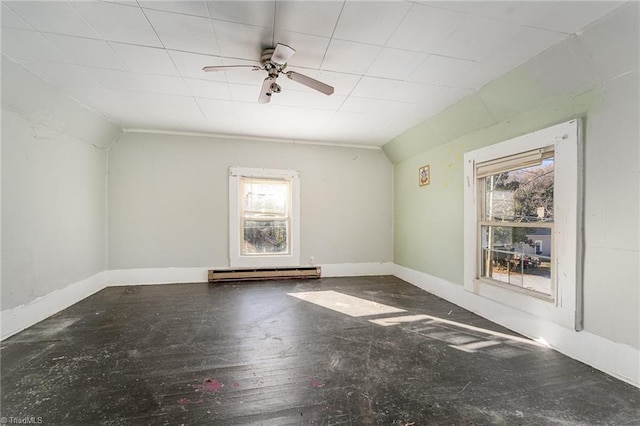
[0,1,624,147]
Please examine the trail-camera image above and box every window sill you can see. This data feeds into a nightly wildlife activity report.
[473,278,555,303]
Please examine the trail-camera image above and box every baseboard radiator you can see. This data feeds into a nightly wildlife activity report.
[208,266,321,283]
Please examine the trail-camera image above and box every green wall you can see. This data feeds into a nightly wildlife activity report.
[384,3,639,350]
[390,84,602,285]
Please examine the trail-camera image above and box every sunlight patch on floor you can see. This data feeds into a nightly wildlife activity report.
[287,290,406,317]
[288,290,545,348]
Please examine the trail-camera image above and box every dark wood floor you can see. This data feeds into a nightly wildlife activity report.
[1,276,639,425]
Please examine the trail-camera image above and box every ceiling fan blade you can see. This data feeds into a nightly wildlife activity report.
[258,76,275,104]
[271,43,296,64]
[202,65,260,72]
[285,71,334,95]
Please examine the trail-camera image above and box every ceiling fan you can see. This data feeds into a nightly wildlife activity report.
[202,43,334,104]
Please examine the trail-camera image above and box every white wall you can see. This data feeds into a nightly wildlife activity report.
[385,3,639,385]
[108,132,393,271]
[1,58,121,311]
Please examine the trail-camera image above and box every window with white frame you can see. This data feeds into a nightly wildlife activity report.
[477,147,555,298]
[229,167,300,267]
[463,119,583,330]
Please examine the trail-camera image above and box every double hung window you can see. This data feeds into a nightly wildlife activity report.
[229,167,300,267]
[240,177,291,256]
[463,120,583,329]
[477,147,555,298]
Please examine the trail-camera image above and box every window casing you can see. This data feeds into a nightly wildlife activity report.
[463,120,583,330]
[229,167,300,267]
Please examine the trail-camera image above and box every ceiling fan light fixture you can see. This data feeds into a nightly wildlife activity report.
[259,76,275,104]
[271,43,296,64]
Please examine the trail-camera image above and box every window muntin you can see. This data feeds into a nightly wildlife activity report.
[477,151,555,298]
[240,177,291,256]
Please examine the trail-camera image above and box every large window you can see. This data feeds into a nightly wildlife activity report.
[229,167,300,267]
[464,120,583,330]
[240,177,290,256]
[478,147,555,298]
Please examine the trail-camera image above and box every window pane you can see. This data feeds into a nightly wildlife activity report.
[480,225,552,296]
[243,219,288,255]
[483,158,554,223]
[242,178,288,217]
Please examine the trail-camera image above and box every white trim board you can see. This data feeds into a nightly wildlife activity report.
[321,262,394,277]
[393,263,640,389]
[108,267,209,286]
[108,263,394,284]
[1,271,108,340]
[122,128,383,151]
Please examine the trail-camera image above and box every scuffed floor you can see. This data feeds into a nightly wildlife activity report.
[1,276,638,425]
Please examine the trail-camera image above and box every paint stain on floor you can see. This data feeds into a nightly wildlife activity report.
[309,377,324,388]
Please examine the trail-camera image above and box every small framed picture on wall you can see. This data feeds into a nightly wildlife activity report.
[419,164,430,186]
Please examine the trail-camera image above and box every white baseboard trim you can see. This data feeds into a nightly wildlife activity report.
[320,262,394,277]
[107,263,395,284]
[393,263,640,388]
[1,271,108,340]
[108,267,209,286]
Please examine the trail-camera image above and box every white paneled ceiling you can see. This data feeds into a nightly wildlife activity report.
[0,0,624,147]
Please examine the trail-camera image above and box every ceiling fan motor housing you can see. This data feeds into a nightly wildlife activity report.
[260,48,275,66]
[261,48,287,78]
